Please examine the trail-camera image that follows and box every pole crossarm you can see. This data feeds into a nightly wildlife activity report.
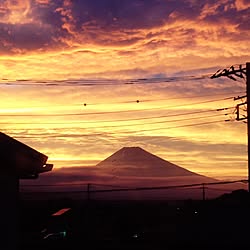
[234,95,247,101]
[210,62,250,193]
[210,64,247,81]
[236,102,247,121]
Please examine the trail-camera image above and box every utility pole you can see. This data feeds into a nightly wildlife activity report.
[247,62,250,192]
[202,183,206,201]
[87,183,91,201]
[211,62,250,192]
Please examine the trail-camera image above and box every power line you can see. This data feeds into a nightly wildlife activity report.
[4,120,232,139]
[90,179,248,193]
[0,107,234,125]
[81,92,244,106]
[20,183,88,187]
[0,97,235,117]
[115,120,229,135]
[2,91,244,110]
[0,114,227,130]
[1,108,234,132]
[206,187,234,192]
[0,74,216,87]
[19,179,248,192]
[20,183,127,189]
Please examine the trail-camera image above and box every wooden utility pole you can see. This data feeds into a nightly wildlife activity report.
[246,62,250,192]
[202,183,206,201]
[87,183,91,201]
[211,62,250,192]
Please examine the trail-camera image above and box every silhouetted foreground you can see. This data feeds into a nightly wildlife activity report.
[20,189,250,250]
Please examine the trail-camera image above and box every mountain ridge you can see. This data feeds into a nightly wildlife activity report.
[96,146,212,179]
[20,146,246,200]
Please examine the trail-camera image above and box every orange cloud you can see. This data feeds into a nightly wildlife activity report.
[0,0,249,180]
[0,0,33,24]
[235,0,250,10]
[35,0,50,4]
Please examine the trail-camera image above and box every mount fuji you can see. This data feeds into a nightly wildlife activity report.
[96,146,208,178]
[20,146,245,200]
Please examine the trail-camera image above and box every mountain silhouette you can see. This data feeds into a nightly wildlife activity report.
[20,147,246,200]
[96,146,208,178]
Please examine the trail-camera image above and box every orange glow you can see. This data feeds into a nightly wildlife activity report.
[1,0,32,24]
[0,0,249,180]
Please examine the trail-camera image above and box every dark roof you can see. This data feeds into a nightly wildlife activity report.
[0,132,53,178]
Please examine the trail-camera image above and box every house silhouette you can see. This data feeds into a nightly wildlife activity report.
[0,132,53,250]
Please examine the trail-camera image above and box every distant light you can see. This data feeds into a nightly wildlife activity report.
[60,231,67,237]
[52,208,71,216]
[43,233,54,240]
[133,234,138,238]
[43,231,67,240]
[194,211,198,214]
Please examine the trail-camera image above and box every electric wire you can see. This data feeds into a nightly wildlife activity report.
[3,120,233,139]
[19,179,248,191]
[0,107,234,125]
[2,91,244,109]
[0,97,235,117]
[1,113,228,131]
[20,183,128,189]
[81,92,244,106]
[114,120,228,135]
[0,74,216,86]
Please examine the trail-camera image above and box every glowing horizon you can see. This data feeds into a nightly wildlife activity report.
[0,0,249,180]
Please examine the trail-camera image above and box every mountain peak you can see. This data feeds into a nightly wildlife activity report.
[121,146,143,150]
[96,146,204,178]
[115,146,150,158]
[97,146,162,164]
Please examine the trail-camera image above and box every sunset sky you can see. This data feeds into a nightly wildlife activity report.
[1,0,250,180]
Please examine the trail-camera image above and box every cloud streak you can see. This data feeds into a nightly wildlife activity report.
[0,0,249,181]
[0,0,249,79]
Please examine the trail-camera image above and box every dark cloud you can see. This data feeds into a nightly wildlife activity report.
[197,0,250,30]
[0,23,56,53]
[0,0,67,54]
[32,0,63,26]
[71,0,177,29]
[0,0,248,54]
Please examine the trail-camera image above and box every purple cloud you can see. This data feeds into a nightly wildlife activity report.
[0,0,249,54]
